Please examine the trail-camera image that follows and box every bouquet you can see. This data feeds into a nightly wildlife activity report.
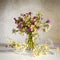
[12,12,51,50]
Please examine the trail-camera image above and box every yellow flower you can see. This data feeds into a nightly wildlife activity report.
[43,44,50,51]
[55,47,60,52]
[21,43,28,50]
[33,46,44,56]
[36,12,43,16]
[31,25,34,28]
[42,27,48,32]
[11,41,21,50]
[19,32,24,35]
[43,23,51,32]
[8,38,21,50]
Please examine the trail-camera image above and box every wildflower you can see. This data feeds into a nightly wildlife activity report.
[13,18,20,24]
[13,18,17,21]
[46,19,50,23]
[29,12,32,15]
[31,21,35,25]
[17,23,23,29]
[28,27,33,32]
[33,16,37,19]
[18,17,23,21]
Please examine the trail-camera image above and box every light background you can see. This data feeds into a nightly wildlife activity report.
[0,0,60,60]
[0,0,60,46]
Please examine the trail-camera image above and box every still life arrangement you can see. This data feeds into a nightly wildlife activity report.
[8,12,59,56]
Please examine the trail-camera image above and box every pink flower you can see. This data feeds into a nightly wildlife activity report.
[29,12,32,15]
[17,23,23,29]
[31,21,35,25]
[28,27,33,32]
[46,19,50,23]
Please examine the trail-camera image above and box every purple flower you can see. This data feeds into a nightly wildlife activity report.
[28,27,33,32]
[46,19,50,23]
[13,18,17,22]
[23,14,26,16]
[33,16,37,19]
[18,17,23,21]
[17,23,23,29]
[13,18,19,24]
[28,28,31,32]
[29,12,32,15]
[31,21,35,25]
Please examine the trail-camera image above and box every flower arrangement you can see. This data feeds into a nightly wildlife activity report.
[12,12,51,50]
[9,12,59,56]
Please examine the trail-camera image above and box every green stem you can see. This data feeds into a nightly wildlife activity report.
[27,34,36,50]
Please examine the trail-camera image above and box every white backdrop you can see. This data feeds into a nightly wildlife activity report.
[0,0,60,60]
[0,0,47,44]
[0,0,60,46]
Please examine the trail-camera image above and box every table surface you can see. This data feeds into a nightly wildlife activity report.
[0,46,60,60]
[0,52,60,60]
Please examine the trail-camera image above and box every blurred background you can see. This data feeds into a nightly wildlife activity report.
[0,0,60,47]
